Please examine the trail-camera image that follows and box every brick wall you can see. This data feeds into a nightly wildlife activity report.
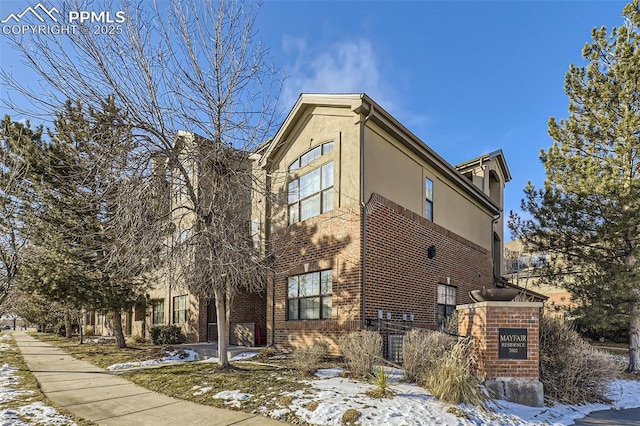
[457,301,542,381]
[364,193,494,329]
[268,206,362,352]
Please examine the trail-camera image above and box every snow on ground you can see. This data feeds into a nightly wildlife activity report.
[198,351,259,364]
[263,367,640,426]
[106,349,198,370]
[213,390,252,408]
[0,342,74,425]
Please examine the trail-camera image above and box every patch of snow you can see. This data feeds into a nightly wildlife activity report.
[0,343,11,351]
[200,356,220,363]
[106,349,198,370]
[315,367,343,378]
[0,402,76,426]
[275,367,640,426]
[0,334,11,341]
[193,386,212,396]
[231,351,259,361]
[213,390,252,408]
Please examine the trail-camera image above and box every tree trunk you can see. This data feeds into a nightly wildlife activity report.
[64,310,73,338]
[214,286,229,368]
[111,309,127,348]
[628,300,640,374]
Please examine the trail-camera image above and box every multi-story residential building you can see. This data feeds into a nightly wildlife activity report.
[110,93,512,350]
[255,93,511,351]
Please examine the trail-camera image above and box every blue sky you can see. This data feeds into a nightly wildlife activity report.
[0,1,631,240]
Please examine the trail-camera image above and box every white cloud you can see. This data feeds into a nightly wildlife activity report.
[281,37,394,112]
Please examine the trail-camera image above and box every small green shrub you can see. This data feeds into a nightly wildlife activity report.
[340,330,382,378]
[84,325,95,336]
[365,366,394,398]
[149,325,185,345]
[420,338,487,408]
[292,341,328,376]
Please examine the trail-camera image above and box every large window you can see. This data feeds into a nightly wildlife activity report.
[288,270,332,320]
[425,177,433,221]
[152,299,165,325]
[288,141,334,171]
[437,284,456,325]
[288,161,334,224]
[173,295,188,324]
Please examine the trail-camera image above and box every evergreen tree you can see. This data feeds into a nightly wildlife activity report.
[20,98,163,347]
[0,117,42,308]
[510,1,640,373]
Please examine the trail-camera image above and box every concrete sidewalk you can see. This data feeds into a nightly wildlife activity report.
[12,332,285,425]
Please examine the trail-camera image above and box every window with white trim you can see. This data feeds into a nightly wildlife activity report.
[288,161,334,224]
[437,283,456,325]
[425,177,433,221]
[288,270,332,320]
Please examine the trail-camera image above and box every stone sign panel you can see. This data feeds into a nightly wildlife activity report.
[498,328,528,359]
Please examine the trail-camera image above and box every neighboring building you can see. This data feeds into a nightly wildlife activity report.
[256,93,511,351]
[503,239,573,310]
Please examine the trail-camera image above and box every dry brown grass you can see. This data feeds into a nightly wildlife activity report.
[339,330,382,378]
[402,329,456,382]
[540,316,619,404]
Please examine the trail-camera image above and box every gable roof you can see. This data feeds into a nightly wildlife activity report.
[455,149,512,183]
[259,93,504,215]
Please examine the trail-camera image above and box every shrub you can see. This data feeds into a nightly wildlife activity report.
[540,316,618,404]
[403,329,456,382]
[365,366,394,398]
[340,330,382,378]
[292,341,328,376]
[341,408,361,425]
[83,325,95,336]
[149,325,186,345]
[420,338,488,408]
[128,334,148,344]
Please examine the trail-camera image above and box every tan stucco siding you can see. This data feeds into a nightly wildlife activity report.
[363,122,493,251]
[268,106,361,232]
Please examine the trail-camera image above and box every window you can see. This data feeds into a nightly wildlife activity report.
[173,295,188,324]
[250,218,260,248]
[288,270,332,320]
[425,178,433,221]
[152,299,165,325]
[288,141,335,171]
[288,161,334,224]
[437,284,456,325]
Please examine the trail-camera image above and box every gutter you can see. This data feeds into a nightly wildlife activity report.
[360,98,374,328]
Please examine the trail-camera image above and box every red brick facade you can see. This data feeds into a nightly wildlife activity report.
[457,301,542,381]
[268,193,496,352]
[268,206,362,352]
[364,194,494,328]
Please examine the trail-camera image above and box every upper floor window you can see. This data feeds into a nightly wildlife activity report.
[437,283,456,325]
[288,270,332,320]
[425,178,433,221]
[288,161,334,224]
[288,141,334,172]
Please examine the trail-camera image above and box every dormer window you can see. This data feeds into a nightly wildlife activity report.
[288,141,334,172]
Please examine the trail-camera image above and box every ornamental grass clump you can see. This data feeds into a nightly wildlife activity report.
[403,329,456,382]
[292,341,328,376]
[365,366,395,398]
[419,337,488,408]
[339,330,382,378]
[540,315,618,404]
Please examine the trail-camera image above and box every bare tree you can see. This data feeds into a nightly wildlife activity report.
[2,0,280,365]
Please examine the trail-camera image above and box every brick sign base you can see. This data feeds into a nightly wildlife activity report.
[457,301,544,407]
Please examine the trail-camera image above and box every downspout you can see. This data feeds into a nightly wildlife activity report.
[491,213,501,286]
[361,100,374,328]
